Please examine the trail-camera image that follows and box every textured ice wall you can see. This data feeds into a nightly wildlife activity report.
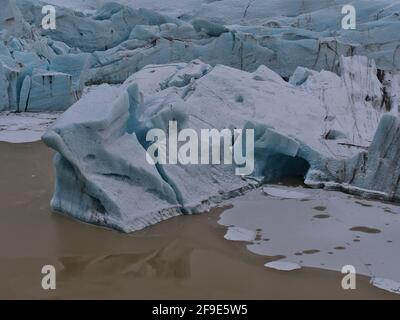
[36,0,400,81]
[1,0,400,112]
[36,0,400,78]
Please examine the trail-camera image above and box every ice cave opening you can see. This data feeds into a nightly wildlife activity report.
[259,154,311,185]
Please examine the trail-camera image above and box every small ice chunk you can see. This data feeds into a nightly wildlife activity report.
[263,187,309,200]
[265,261,302,271]
[371,277,400,294]
[224,227,256,242]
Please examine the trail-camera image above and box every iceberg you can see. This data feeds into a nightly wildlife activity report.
[43,56,397,232]
[43,84,182,232]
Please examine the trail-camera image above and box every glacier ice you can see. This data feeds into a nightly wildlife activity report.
[0,59,18,111]
[24,70,73,112]
[41,0,400,80]
[371,278,400,294]
[43,56,399,232]
[43,84,182,232]
[0,63,10,111]
[0,0,400,113]
[322,114,400,201]
[0,0,31,39]
[50,53,91,100]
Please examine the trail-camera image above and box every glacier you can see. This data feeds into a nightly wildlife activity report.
[1,0,400,111]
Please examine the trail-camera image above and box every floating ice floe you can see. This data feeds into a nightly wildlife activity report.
[219,186,400,294]
[224,227,256,242]
[265,261,302,272]
[263,187,309,200]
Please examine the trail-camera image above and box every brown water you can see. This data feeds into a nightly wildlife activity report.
[0,141,397,299]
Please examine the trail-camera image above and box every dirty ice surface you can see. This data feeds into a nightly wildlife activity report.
[219,185,400,294]
[0,112,60,143]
